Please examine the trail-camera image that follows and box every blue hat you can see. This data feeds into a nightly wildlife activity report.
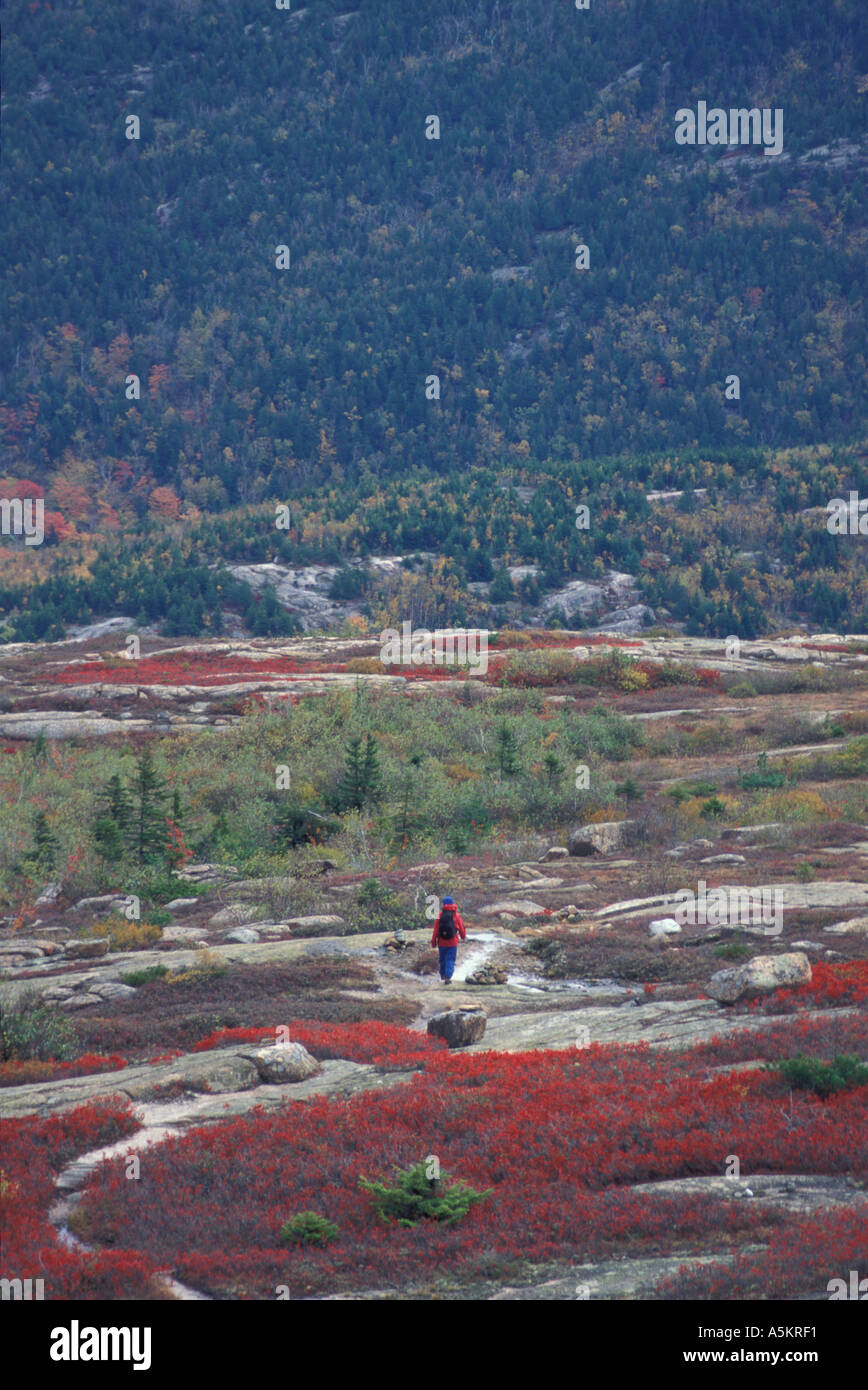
[442,896,455,905]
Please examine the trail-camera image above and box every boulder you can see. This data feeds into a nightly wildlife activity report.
[208,903,259,930]
[165,898,200,912]
[70,894,127,914]
[706,952,811,1005]
[66,937,110,959]
[648,917,682,938]
[539,847,568,863]
[160,926,206,945]
[225,927,260,944]
[479,900,547,918]
[88,980,137,1001]
[240,1042,322,1084]
[700,854,747,865]
[58,993,104,1011]
[35,882,62,906]
[427,1006,488,1047]
[720,825,784,843]
[567,820,638,856]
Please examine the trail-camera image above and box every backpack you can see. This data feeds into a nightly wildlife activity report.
[437,910,455,940]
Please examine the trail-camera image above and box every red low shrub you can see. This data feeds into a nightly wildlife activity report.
[76,1039,868,1298]
[0,1053,127,1089]
[190,1020,447,1071]
[0,1099,155,1299]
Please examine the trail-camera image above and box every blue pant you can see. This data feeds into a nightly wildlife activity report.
[438,946,457,980]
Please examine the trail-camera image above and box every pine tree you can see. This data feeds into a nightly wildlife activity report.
[92,773,133,862]
[340,732,382,810]
[339,734,366,810]
[130,748,170,865]
[393,752,422,847]
[29,810,59,872]
[494,722,520,777]
[360,732,383,805]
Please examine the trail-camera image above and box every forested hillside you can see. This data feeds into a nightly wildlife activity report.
[2,0,867,638]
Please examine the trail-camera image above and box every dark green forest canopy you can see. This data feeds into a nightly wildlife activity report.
[2,0,867,499]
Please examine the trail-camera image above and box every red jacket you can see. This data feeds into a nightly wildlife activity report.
[432,905,466,949]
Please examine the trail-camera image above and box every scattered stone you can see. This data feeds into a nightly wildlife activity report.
[648,918,682,938]
[554,904,591,921]
[225,927,260,944]
[427,1007,488,1048]
[176,863,239,882]
[467,964,508,986]
[567,820,638,856]
[539,847,568,863]
[65,938,110,959]
[207,904,259,930]
[240,1042,321,1085]
[160,926,206,945]
[507,876,563,891]
[706,952,811,1005]
[479,900,547,918]
[35,882,62,906]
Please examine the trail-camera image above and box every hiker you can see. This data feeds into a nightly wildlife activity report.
[431,896,466,985]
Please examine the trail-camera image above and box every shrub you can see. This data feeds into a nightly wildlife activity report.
[699,797,726,820]
[729,681,757,698]
[119,965,169,987]
[82,919,163,951]
[713,943,751,962]
[769,1055,868,1096]
[738,753,787,791]
[358,1161,492,1228]
[344,657,387,675]
[667,780,717,803]
[279,1211,340,1247]
[167,950,227,986]
[796,863,816,883]
[755,789,835,823]
[0,988,77,1062]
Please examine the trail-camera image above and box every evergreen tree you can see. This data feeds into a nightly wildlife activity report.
[494,722,520,778]
[28,811,59,872]
[92,773,133,863]
[130,749,170,865]
[339,733,383,810]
